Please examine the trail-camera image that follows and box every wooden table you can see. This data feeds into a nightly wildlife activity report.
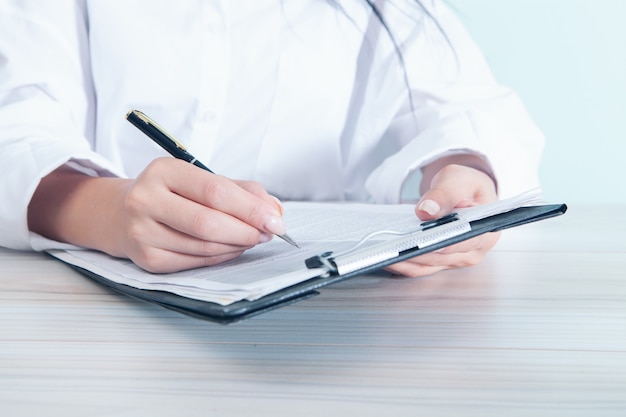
[1,205,625,416]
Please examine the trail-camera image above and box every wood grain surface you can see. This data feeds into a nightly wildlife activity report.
[1,205,625,416]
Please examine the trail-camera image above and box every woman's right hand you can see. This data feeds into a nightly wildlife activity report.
[28,158,286,273]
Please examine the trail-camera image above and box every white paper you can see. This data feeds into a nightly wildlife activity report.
[48,191,541,306]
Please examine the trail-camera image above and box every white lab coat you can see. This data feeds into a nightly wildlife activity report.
[0,0,544,250]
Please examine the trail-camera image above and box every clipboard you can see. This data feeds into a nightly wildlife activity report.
[57,203,567,324]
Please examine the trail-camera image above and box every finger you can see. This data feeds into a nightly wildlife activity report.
[150,192,265,246]
[384,261,448,277]
[433,231,501,255]
[126,215,256,256]
[235,179,284,215]
[383,231,500,277]
[146,159,287,236]
[130,245,247,274]
[125,168,266,247]
[416,165,497,220]
[402,232,499,268]
[404,250,483,269]
[384,250,481,277]
[123,218,253,273]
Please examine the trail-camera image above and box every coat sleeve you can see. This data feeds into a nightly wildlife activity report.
[364,0,544,202]
[0,1,122,250]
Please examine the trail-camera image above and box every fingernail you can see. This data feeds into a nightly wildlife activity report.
[418,199,441,216]
[264,215,287,236]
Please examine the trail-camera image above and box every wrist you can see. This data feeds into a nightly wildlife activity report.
[28,167,130,255]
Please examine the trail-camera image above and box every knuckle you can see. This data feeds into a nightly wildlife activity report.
[243,180,266,196]
[197,240,219,256]
[246,201,266,223]
[131,247,167,273]
[463,258,480,268]
[202,178,228,203]
[138,159,162,181]
[143,157,171,175]
[123,175,160,216]
[124,187,149,215]
[461,253,483,268]
[196,239,251,257]
[190,211,218,238]
[124,221,145,245]
[190,209,261,246]
[242,227,262,246]
[202,251,245,267]
[387,262,435,278]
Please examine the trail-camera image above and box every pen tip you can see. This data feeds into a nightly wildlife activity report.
[279,233,300,248]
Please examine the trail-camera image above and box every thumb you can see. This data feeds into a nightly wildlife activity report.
[416,188,457,221]
[415,165,496,221]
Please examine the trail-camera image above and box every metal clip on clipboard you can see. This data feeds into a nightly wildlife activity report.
[305,213,472,276]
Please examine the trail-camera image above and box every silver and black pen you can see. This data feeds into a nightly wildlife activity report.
[125,109,299,248]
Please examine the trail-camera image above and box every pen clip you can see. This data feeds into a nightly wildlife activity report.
[126,109,189,151]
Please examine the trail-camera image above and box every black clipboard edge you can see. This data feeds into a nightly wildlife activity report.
[57,203,567,324]
[59,262,321,324]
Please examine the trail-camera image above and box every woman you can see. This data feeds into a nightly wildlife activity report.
[0,0,543,276]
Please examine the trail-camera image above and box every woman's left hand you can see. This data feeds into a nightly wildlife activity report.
[385,161,500,277]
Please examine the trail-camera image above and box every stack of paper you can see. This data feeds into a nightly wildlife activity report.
[48,189,542,306]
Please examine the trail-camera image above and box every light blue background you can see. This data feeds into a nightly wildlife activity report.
[447,0,626,204]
